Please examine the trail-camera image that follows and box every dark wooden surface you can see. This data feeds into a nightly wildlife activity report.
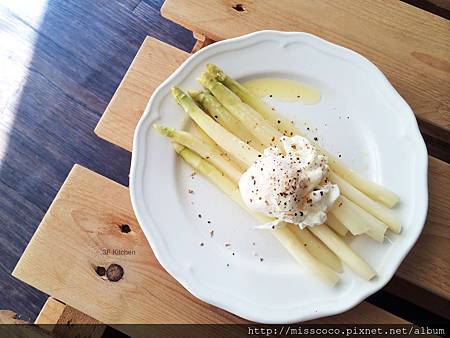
[0,0,194,322]
[0,0,447,324]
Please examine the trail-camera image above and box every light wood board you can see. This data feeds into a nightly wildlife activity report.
[35,298,66,328]
[35,297,105,338]
[94,37,450,303]
[162,0,450,143]
[12,165,409,333]
[95,37,189,151]
[397,156,450,299]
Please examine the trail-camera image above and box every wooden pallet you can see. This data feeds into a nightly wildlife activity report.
[12,0,450,334]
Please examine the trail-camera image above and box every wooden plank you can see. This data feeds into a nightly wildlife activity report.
[12,165,246,332]
[35,297,105,338]
[404,0,450,18]
[427,0,450,11]
[191,32,215,53]
[51,306,105,338]
[308,302,407,324]
[397,156,450,300]
[12,165,409,334]
[95,37,190,151]
[0,310,28,324]
[161,0,450,144]
[35,298,66,328]
[0,311,54,338]
[0,0,194,321]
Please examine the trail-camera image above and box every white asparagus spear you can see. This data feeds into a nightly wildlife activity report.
[325,213,348,237]
[172,142,339,285]
[329,172,401,233]
[207,64,400,208]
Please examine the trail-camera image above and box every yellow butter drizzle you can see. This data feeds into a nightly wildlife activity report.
[243,78,321,105]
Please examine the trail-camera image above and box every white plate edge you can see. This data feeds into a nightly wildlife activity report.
[129,30,429,323]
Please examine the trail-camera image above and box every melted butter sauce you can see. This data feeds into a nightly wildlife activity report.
[243,78,321,104]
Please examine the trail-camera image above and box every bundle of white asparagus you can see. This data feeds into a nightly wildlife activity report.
[154,64,401,285]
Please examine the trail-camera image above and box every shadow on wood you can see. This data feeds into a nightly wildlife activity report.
[0,0,194,321]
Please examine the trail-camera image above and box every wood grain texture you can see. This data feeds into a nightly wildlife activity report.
[403,0,450,18]
[12,165,409,331]
[161,0,450,144]
[35,298,66,327]
[95,37,189,151]
[397,157,450,299]
[51,305,105,338]
[191,33,215,53]
[0,310,28,324]
[308,302,407,324]
[94,37,449,304]
[0,313,53,338]
[36,297,105,338]
[0,0,194,321]
[12,165,246,331]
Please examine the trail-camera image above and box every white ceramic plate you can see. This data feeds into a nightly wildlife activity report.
[130,31,428,323]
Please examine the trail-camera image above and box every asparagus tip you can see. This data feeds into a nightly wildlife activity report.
[171,86,183,97]
[171,86,189,105]
[153,123,175,137]
[198,71,217,90]
[206,64,226,81]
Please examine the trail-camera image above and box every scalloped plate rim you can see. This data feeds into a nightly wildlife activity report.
[129,30,428,323]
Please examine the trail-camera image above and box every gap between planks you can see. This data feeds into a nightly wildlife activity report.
[12,165,408,334]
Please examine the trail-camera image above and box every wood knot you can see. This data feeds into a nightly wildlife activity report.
[106,264,124,282]
[119,224,131,233]
[232,3,245,12]
[95,266,106,276]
